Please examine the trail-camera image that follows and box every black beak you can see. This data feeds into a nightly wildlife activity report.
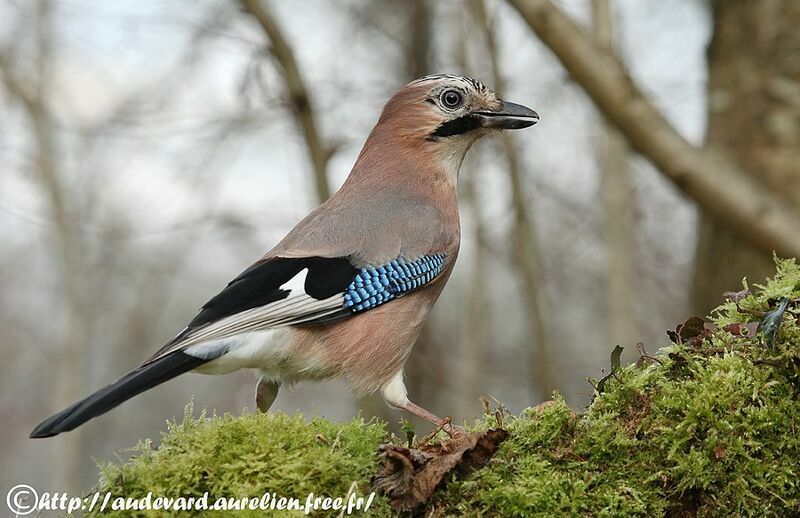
[474,101,539,130]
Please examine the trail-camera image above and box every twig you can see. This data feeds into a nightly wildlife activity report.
[418,416,453,446]
[636,343,663,365]
[337,481,358,518]
[330,428,343,452]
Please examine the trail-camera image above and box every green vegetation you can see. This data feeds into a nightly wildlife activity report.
[93,411,391,517]
[95,259,800,516]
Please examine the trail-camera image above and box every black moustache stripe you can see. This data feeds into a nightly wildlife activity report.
[429,114,482,139]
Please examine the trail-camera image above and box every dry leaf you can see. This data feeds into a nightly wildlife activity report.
[373,428,508,511]
[722,322,758,337]
[667,316,716,347]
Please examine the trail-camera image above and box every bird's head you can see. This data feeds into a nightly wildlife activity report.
[370,74,539,181]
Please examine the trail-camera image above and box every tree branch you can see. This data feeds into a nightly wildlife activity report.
[505,0,800,258]
[239,0,331,203]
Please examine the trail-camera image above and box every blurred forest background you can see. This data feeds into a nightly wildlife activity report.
[2,0,798,496]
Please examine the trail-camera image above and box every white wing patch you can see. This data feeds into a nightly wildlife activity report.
[156,268,345,362]
[279,267,309,293]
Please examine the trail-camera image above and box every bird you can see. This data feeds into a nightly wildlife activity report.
[30,74,538,439]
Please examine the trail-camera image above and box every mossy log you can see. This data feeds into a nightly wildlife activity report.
[93,259,800,517]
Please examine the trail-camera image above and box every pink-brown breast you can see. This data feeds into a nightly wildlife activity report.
[282,262,455,396]
[261,84,465,394]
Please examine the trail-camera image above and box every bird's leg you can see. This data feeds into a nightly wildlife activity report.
[381,371,463,437]
[255,376,280,412]
[403,401,446,427]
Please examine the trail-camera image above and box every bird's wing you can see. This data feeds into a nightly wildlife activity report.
[146,253,448,363]
[33,252,450,438]
[147,193,454,364]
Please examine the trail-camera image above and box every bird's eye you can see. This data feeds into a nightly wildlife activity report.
[440,89,464,109]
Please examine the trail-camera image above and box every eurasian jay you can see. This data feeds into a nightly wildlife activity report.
[31,74,538,438]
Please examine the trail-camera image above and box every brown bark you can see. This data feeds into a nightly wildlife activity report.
[505,0,800,264]
[692,0,800,313]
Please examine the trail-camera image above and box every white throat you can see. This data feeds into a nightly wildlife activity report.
[430,134,481,185]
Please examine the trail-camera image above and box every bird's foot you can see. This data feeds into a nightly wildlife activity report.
[404,401,464,438]
[434,417,466,440]
[444,422,465,438]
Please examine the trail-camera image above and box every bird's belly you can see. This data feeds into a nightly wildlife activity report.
[190,289,442,392]
[189,328,330,380]
[289,293,437,395]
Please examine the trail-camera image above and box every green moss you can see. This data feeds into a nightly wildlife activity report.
[93,411,391,517]
[94,259,800,516]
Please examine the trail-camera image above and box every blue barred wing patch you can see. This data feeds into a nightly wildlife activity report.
[343,254,447,313]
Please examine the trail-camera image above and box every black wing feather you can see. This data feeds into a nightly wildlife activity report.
[31,256,361,438]
[188,256,358,329]
[147,256,359,362]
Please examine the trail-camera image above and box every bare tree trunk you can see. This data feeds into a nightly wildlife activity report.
[240,0,331,203]
[32,0,86,495]
[505,0,800,262]
[406,0,431,80]
[692,0,800,313]
[472,0,557,400]
[591,0,638,345]
[350,0,438,427]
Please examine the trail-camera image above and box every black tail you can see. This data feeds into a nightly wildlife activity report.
[30,352,207,438]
